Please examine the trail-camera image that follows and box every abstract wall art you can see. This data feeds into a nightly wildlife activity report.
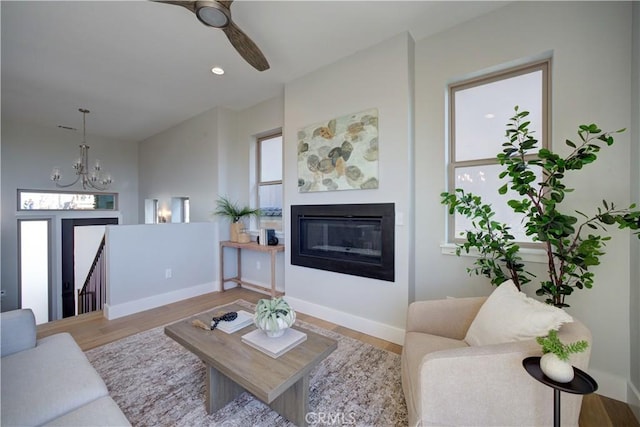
[297,108,379,193]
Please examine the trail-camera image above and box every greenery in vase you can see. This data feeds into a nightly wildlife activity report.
[441,107,640,307]
[213,195,261,223]
[254,298,295,332]
[536,330,588,361]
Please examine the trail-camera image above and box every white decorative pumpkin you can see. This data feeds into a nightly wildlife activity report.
[540,353,575,383]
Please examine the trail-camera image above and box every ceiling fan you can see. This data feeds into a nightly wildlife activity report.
[153,0,270,71]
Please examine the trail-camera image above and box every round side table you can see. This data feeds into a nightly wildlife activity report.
[523,356,598,427]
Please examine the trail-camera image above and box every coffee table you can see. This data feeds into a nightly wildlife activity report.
[164,303,337,426]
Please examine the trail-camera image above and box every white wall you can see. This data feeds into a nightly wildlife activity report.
[414,2,635,401]
[104,222,216,318]
[225,96,285,291]
[283,33,414,344]
[114,98,284,318]
[216,107,236,205]
[138,107,220,223]
[230,95,284,206]
[138,97,286,293]
[1,119,138,315]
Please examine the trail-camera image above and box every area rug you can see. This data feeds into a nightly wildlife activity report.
[85,300,407,426]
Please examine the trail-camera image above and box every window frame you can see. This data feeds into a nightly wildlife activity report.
[256,131,283,231]
[447,59,551,246]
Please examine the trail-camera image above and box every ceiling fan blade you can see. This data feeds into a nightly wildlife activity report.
[152,0,197,13]
[216,0,233,10]
[153,0,269,71]
[222,21,270,72]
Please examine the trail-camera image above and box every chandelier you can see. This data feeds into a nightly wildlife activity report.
[51,108,112,190]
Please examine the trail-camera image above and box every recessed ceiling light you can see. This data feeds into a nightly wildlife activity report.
[484,113,495,119]
[211,66,224,75]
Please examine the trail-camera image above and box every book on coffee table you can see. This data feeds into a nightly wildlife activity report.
[241,328,307,358]
[216,310,254,334]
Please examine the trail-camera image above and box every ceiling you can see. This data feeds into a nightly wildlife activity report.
[1,1,507,143]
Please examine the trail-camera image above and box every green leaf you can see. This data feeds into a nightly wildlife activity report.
[600,213,616,225]
[587,124,601,133]
[539,148,551,158]
[445,110,636,309]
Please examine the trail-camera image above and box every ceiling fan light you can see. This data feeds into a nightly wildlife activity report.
[196,5,229,28]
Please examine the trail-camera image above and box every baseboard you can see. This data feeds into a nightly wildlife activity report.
[285,296,405,345]
[104,282,216,320]
[222,277,284,294]
[629,381,640,422]
[588,368,629,402]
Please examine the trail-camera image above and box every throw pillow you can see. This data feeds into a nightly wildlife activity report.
[464,280,573,346]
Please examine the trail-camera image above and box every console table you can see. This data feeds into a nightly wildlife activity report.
[219,241,284,297]
[523,356,598,427]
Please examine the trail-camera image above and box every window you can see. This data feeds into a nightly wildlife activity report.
[257,133,283,231]
[447,60,550,243]
[144,199,158,224]
[171,197,190,223]
[18,189,117,211]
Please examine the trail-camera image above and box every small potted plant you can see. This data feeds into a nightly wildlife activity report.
[536,329,589,382]
[213,196,261,242]
[254,297,296,338]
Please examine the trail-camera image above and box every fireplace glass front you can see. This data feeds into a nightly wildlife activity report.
[291,203,394,281]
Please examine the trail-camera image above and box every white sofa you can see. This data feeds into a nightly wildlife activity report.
[401,296,592,427]
[1,309,130,426]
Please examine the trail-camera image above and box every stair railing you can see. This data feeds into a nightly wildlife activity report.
[77,235,106,315]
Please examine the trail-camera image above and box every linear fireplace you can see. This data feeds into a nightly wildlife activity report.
[291,203,394,282]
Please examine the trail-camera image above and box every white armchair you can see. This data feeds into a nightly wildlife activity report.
[401,296,592,427]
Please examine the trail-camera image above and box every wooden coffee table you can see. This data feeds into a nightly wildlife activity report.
[164,303,337,426]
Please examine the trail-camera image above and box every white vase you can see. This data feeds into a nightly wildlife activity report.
[265,323,287,338]
[540,353,575,383]
[255,311,296,338]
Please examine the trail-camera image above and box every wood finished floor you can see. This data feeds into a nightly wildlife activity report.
[37,288,638,427]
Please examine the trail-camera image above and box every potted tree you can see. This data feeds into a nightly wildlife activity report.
[213,196,261,242]
[441,107,640,307]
